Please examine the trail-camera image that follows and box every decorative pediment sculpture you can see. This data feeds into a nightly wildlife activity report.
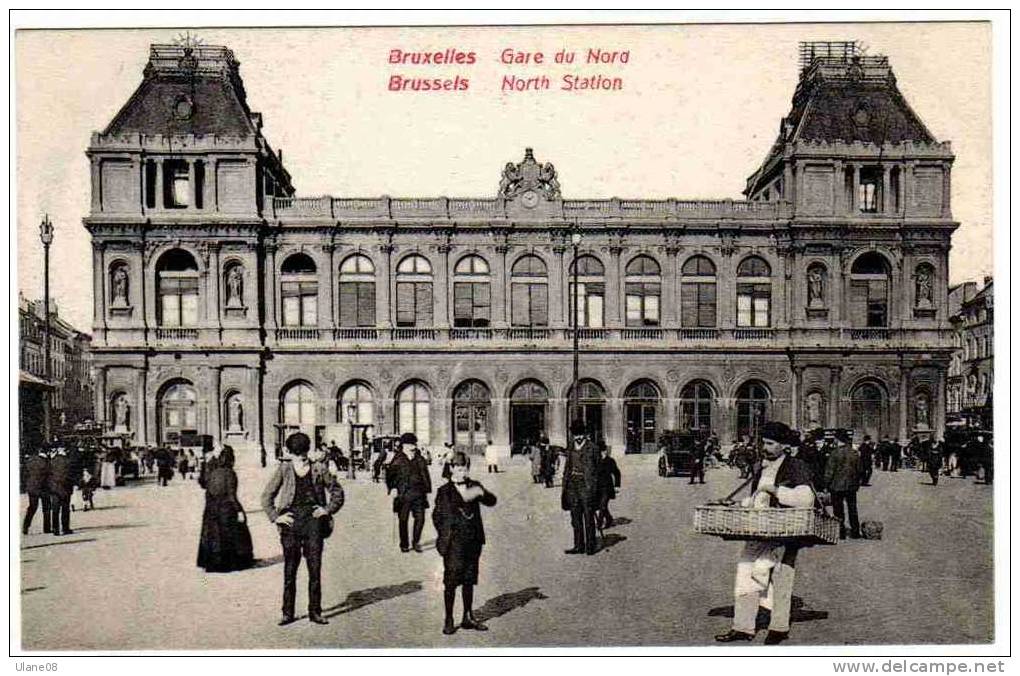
[498,148,561,200]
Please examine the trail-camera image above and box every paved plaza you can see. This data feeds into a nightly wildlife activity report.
[19,456,993,650]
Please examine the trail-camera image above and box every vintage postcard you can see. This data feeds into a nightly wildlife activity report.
[12,13,1002,663]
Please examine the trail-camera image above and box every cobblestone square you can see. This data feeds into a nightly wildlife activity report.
[19,456,993,650]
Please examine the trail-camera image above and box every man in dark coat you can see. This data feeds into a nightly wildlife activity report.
[690,438,707,484]
[47,443,76,536]
[595,445,621,529]
[22,446,51,535]
[879,435,893,471]
[433,451,497,635]
[562,419,600,555]
[387,432,432,553]
[823,439,861,539]
[857,435,875,486]
[927,439,943,486]
[539,436,556,488]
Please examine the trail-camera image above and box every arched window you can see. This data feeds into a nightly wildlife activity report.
[339,254,375,327]
[509,379,549,452]
[339,382,374,425]
[735,380,771,439]
[680,255,717,327]
[156,249,200,327]
[281,381,317,425]
[397,381,431,444]
[736,256,771,328]
[850,252,891,328]
[453,380,491,452]
[625,256,661,327]
[570,255,605,328]
[567,379,607,445]
[850,381,889,440]
[395,255,433,327]
[158,380,197,444]
[281,253,318,327]
[624,380,660,453]
[511,255,548,327]
[453,255,491,328]
[679,380,715,432]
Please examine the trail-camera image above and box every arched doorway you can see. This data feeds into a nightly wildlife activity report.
[510,380,549,453]
[567,379,606,446]
[453,380,490,454]
[850,381,889,441]
[625,380,660,453]
[735,380,771,441]
[679,380,715,433]
[158,380,198,445]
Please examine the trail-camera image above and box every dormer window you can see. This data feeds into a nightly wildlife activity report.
[164,160,190,208]
[858,167,882,213]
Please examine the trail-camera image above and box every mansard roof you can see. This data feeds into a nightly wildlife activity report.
[745,46,946,196]
[104,44,257,137]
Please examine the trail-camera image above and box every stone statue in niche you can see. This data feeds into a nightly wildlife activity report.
[111,266,129,306]
[226,265,244,307]
[113,395,130,430]
[915,394,930,428]
[227,396,243,430]
[915,267,933,307]
[805,392,824,429]
[807,267,826,308]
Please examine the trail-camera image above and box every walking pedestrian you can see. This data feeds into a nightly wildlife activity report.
[47,442,76,536]
[197,446,254,572]
[927,439,943,486]
[823,438,861,539]
[562,419,600,555]
[261,432,344,626]
[433,451,497,635]
[539,436,555,487]
[890,439,902,472]
[156,446,174,487]
[715,421,815,646]
[178,450,189,481]
[857,436,875,486]
[100,447,117,489]
[22,446,51,535]
[386,432,432,553]
[595,445,621,529]
[528,439,543,483]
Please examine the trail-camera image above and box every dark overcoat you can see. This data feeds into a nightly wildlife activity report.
[47,453,75,498]
[561,437,599,511]
[432,479,497,558]
[24,454,49,496]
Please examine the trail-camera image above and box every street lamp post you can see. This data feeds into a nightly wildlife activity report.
[570,231,582,429]
[347,401,358,479]
[39,215,54,445]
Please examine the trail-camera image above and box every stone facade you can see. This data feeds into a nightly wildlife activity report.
[947,278,993,427]
[85,42,958,460]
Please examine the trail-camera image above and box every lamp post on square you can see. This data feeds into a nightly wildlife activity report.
[39,214,54,444]
[347,401,358,479]
[570,230,582,427]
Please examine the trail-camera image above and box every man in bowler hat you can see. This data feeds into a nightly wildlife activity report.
[562,419,600,555]
[387,432,432,552]
[47,442,76,536]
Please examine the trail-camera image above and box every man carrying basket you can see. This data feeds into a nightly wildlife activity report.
[715,421,816,646]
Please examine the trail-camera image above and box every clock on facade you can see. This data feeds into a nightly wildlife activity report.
[521,190,539,208]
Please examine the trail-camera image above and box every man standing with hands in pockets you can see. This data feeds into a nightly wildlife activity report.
[261,432,344,626]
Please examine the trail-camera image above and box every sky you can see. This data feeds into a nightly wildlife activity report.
[15,22,992,332]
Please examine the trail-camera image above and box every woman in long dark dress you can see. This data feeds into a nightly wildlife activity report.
[197,446,254,572]
[432,451,497,635]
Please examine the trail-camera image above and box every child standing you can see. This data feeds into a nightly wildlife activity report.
[432,451,497,635]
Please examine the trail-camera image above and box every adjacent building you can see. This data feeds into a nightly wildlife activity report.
[947,277,993,429]
[18,293,95,451]
[84,41,957,461]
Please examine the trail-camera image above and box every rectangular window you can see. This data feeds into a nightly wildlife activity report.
[737,283,770,327]
[194,161,204,210]
[681,283,716,327]
[281,282,317,327]
[159,277,199,327]
[145,161,157,208]
[453,282,491,327]
[572,283,604,328]
[511,283,548,327]
[859,167,882,213]
[851,279,888,327]
[396,282,433,327]
[339,282,376,327]
[625,282,661,327]
[163,160,190,209]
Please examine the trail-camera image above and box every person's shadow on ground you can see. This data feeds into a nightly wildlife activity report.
[474,587,548,623]
[708,595,829,626]
[599,533,627,550]
[320,580,424,619]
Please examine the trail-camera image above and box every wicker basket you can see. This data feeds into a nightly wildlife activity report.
[693,505,840,546]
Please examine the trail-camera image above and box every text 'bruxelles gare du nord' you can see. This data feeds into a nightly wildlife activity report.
[387,47,630,92]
